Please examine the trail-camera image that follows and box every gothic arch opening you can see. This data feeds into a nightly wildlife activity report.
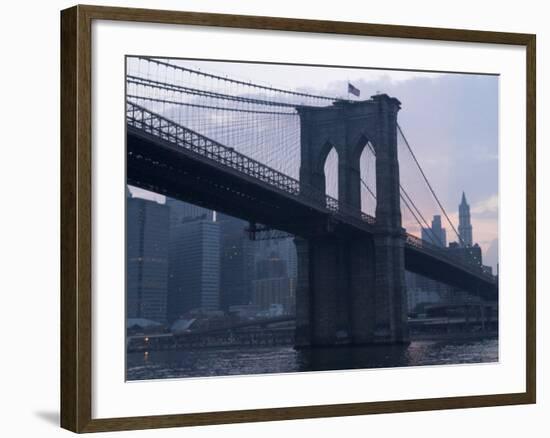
[358,139,377,216]
[323,147,339,201]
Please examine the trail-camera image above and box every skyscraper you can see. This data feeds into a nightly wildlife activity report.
[167,216,221,321]
[458,192,473,246]
[421,215,447,247]
[126,188,170,323]
[166,197,213,229]
[447,241,482,266]
[218,214,255,310]
[252,251,296,315]
[254,237,298,280]
[250,237,297,315]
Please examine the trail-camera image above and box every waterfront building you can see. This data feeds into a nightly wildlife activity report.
[218,214,256,310]
[126,188,170,323]
[252,236,297,315]
[405,271,450,313]
[251,252,296,314]
[165,197,213,228]
[167,216,221,321]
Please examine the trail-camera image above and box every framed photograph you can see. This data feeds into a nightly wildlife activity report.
[60,5,536,433]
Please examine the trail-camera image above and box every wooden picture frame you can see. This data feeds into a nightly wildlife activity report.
[60,4,536,433]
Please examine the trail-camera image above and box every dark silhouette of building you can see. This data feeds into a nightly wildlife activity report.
[252,252,295,315]
[218,214,255,310]
[458,192,473,246]
[422,215,447,247]
[447,242,482,267]
[126,187,169,323]
[256,252,287,279]
[166,197,213,228]
[405,271,450,313]
[254,237,297,281]
[167,200,220,322]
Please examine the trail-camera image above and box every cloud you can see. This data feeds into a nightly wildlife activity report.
[129,58,499,264]
[471,194,499,219]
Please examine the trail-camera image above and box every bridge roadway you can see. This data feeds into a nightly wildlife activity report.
[126,102,497,299]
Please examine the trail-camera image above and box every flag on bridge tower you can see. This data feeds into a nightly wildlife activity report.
[348,82,360,97]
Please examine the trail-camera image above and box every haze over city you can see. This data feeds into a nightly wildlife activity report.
[129,59,498,270]
[126,56,499,379]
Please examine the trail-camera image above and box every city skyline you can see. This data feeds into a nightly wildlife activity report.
[127,59,498,272]
[129,184,496,271]
[127,190,299,324]
[127,185,493,327]
[126,56,499,379]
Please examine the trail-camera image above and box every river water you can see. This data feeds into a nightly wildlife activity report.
[126,338,498,381]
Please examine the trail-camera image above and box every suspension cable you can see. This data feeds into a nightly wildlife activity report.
[360,178,377,200]
[127,94,297,116]
[400,185,445,247]
[136,56,344,102]
[397,124,464,245]
[363,142,445,247]
[127,75,299,108]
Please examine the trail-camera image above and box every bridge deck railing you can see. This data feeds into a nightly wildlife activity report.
[405,234,496,282]
[127,101,375,224]
[127,101,494,284]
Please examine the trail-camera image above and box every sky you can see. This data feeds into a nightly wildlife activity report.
[128,58,499,271]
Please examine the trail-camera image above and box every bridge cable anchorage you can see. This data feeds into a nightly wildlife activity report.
[136,56,347,103]
[397,124,465,246]
[363,142,445,247]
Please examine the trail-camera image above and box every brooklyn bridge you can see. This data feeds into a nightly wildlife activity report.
[125,57,498,348]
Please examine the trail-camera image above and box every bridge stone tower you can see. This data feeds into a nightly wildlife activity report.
[295,94,409,347]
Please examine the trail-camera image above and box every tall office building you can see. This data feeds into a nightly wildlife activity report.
[421,215,447,247]
[254,237,298,280]
[218,214,255,310]
[251,238,297,315]
[167,216,221,321]
[458,192,473,246]
[447,242,483,266]
[409,214,449,310]
[252,252,296,315]
[405,270,448,313]
[166,197,213,229]
[126,188,170,323]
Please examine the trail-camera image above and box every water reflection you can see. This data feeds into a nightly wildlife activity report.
[126,339,498,381]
